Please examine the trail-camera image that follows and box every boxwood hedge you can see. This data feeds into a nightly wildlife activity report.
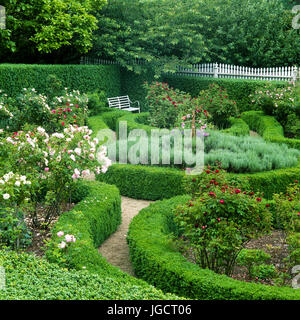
[90,111,300,200]
[0,250,178,300]
[127,196,300,300]
[241,111,300,150]
[0,180,179,300]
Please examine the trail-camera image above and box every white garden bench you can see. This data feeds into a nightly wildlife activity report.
[107,95,140,113]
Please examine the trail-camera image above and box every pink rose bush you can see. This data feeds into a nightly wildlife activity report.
[0,124,111,228]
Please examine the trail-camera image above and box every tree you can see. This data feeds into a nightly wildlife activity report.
[0,0,106,63]
[89,0,209,76]
[196,0,300,67]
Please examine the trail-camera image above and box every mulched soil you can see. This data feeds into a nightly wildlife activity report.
[182,230,292,287]
[25,203,75,257]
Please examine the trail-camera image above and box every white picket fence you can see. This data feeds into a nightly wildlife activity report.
[174,63,298,81]
[80,57,298,82]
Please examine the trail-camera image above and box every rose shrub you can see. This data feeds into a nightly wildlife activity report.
[0,124,111,228]
[198,84,239,129]
[249,82,299,137]
[144,81,210,130]
[173,165,271,276]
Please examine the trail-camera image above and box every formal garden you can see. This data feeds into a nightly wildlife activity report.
[0,0,300,302]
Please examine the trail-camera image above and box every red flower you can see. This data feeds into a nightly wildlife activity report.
[219,200,224,204]
[209,192,216,197]
[266,204,270,207]
[235,189,241,194]
[62,122,65,126]
[256,198,262,202]
[66,103,70,106]
[297,212,300,216]
[215,170,219,173]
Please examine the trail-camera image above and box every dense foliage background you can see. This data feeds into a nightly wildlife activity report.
[1,0,299,70]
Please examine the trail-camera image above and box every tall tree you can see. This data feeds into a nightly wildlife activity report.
[0,0,106,63]
[89,0,209,76]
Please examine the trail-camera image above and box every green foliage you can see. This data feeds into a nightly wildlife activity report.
[163,75,288,113]
[0,250,178,300]
[0,64,121,99]
[0,207,32,250]
[221,118,250,136]
[127,196,300,299]
[249,82,297,131]
[251,264,277,282]
[0,0,105,63]
[96,164,185,201]
[197,0,300,67]
[90,0,207,77]
[86,90,107,116]
[237,249,271,279]
[241,111,300,150]
[199,84,238,128]
[204,130,300,173]
[144,81,209,129]
[173,174,272,276]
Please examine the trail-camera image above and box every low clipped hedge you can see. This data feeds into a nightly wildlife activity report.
[43,180,180,299]
[0,250,177,300]
[0,64,121,98]
[88,111,300,200]
[241,111,300,150]
[221,117,250,136]
[127,196,300,300]
[96,164,185,200]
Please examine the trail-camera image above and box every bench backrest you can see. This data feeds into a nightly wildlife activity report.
[108,96,131,109]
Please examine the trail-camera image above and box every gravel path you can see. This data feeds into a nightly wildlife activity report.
[98,196,152,276]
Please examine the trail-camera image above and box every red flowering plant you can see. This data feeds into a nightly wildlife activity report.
[174,164,271,276]
[48,89,89,133]
[183,162,251,199]
[173,186,272,276]
[198,84,238,129]
[144,81,211,129]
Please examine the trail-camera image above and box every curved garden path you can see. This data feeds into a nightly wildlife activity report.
[98,196,152,276]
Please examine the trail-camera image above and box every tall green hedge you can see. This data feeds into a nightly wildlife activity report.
[162,75,288,113]
[128,196,300,300]
[120,67,157,111]
[0,64,121,98]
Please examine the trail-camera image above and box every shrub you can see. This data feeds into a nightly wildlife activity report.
[249,82,297,130]
[198,84,238,128]
[162,75,288,113]
[0,250,178,300]
[0,64,121,99]
[236,249,271,279]
[241,110,300,150]
[128,196,300,299]
[204,130,300,173]
[144,81,209,129]
[173,177,272,276]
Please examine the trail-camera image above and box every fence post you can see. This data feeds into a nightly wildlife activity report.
[213,63,218,78]
[292,66,298,82]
